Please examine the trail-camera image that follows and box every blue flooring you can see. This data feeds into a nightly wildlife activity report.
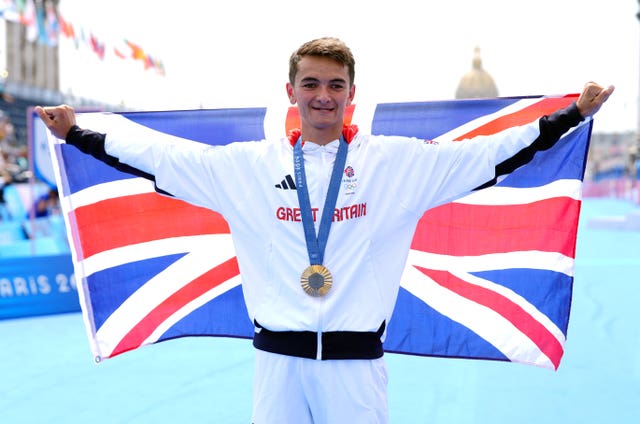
[0,198,638,423]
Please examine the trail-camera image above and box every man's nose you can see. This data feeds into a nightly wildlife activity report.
[316,85,332,102]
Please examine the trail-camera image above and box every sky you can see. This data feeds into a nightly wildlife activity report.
[57,0,639,134]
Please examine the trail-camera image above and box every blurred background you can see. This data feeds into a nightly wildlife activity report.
[0,1,639,423]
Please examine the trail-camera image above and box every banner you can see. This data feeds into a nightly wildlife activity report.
[0,254,77,319]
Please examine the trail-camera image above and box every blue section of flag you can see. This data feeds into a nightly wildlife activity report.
[121,108,267,145]
[161,286,252,340]
[499,123,591,188]
[59,143,136,194]
[371,98,523,138]
[387,287,509,360]
[471,268,573,333]
[88,254,186,330]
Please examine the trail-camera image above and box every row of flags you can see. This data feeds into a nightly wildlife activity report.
[0,0,165,74]
[45,95,591,369]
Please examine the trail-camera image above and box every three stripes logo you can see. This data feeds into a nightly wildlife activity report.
[275,174,297,190]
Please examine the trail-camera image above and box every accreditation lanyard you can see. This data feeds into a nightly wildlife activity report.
[293,135,348,266]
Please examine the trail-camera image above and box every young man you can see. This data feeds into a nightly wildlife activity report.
[37,37,613,424]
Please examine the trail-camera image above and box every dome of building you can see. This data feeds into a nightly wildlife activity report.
[455,47,499,99]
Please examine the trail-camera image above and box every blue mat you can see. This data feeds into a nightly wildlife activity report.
[1,198,638,423]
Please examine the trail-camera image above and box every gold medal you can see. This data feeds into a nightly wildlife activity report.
[300,265,333,297]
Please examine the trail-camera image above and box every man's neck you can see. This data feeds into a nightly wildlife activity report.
[300,126,342,146]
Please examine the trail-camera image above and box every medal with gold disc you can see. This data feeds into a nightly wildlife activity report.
[293,133,348,297]
[300,264,333,297]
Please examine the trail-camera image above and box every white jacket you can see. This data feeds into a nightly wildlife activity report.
[100,118,552,338]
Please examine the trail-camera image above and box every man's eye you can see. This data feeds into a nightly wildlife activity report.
[331,84,345,90]
[302,83,317,89]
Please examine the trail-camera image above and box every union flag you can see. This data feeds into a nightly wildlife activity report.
[47,95,589,369]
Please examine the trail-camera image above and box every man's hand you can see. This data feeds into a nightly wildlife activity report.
[576,82,615,119]
[35,104,77,140]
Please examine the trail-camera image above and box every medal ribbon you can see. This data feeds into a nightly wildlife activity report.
[293,135,348,266]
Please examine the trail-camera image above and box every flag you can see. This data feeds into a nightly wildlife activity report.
[48,95,589,369]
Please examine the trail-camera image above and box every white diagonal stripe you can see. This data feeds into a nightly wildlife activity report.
[400,265,555,368]
[80,234,232,276]
[433,97,542,142]
[69,178,156,208]
[142,274,243,347]
[93,236,236,358]
[454,179,582,205]
[405,249,575,277]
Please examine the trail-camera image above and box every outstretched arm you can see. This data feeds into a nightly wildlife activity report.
[35,104,169,194]
[475,81,614,190]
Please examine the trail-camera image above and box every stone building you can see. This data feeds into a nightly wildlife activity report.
[455,47,499,99]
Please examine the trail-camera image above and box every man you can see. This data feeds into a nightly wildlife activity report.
[27,187,59,218]
[37,37,613,424]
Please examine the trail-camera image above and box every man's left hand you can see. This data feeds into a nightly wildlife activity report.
[576,82,615,118]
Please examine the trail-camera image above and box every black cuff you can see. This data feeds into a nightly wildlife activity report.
[546,101,584,132]
[65,125,108,155]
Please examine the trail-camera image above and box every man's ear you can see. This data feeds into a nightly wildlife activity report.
[286,82,296,105]
[347,84,356,106]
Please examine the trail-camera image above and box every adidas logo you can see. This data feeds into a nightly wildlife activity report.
[275,174,297,190]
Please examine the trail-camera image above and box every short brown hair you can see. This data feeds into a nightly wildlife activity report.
[288,37,356,86]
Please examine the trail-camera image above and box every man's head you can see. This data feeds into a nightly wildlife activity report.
[286,37,357,144]
[289,37,355,87]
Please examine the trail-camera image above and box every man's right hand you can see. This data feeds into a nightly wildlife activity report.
[35,104,77,140]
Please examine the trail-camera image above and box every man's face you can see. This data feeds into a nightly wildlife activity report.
[286,56,355,136]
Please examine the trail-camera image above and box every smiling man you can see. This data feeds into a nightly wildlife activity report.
[37,37,613,424]
[286,44,356,145]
